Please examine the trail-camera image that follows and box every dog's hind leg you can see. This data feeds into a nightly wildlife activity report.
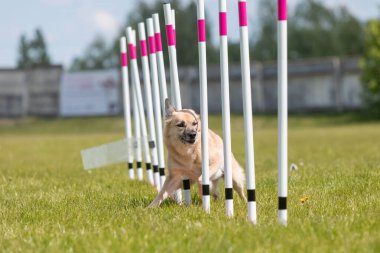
[148,174,182,208]
[232,161,247,202]
[172,181,185,205]
[210,179,220,200]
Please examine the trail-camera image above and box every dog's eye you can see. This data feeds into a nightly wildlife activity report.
[176,122,185,127]
[192,121,197,126]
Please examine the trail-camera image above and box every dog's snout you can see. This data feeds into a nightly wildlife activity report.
[188,133,196,139]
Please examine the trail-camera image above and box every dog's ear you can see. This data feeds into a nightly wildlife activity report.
[165,98,176,118]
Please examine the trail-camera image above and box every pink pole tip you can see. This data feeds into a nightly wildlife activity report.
[140,40,147,57]
[278,0,287,21]
[166,24,176,46]
[238,1,248,27]
[148,36,156,54]
[155,33,163,52]
[128,44,136,60]
[198,19,206,42]
[219,12,227,36]
[121,52,127,67]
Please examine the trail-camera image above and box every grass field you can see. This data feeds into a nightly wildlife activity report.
[1,114,379,253]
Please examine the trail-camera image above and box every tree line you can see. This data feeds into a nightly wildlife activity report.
[16,0,380,116]
[69,0,365,69]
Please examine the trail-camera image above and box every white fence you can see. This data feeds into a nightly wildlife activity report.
[60,69,120,117]
[0,57,364,117]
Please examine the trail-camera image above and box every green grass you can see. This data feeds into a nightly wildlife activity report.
[1,115,379,253]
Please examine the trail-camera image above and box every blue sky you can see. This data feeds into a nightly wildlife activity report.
[0,0,379,68]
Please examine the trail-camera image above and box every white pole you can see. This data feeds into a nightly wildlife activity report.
[278,0,288,226]
[147,18,166,188]
[153,13,176,198]
[196,0,210,214]
[131,79,140,181]
[170,9,176,106]
[119,37,135,179]
[138,23,161,191]
[218,0,233,218]
[238,0,257,224]
[127,27,154,186]
[163,3,191,206]
[152,13,168,121]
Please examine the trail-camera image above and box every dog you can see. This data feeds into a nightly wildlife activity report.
[148,99,246,208]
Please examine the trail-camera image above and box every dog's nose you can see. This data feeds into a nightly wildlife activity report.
[188,133,196,139]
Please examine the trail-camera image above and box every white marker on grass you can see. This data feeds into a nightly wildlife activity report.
[138,22,161,191]
[119,36,135,179]
[278,0,288,226]
[163,3,191,206]
[238,0,257,224]
[127,27,154,185]
[196,0,210,213]
[218,0,233,218]
[147,18,166,188]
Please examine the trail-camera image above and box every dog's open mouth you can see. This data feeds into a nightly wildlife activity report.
[180,136,196,144]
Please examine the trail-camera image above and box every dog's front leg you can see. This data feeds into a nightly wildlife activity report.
[148,174,181,208]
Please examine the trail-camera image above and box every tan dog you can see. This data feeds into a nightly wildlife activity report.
[148,99,246,207]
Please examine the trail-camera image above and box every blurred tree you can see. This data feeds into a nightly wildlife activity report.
[71,0,365,69]
[71,36,113,70]
[71,0,218,70]
[288,0,364,59]
[31,29,51,65]
[17,35,31,68]
[114,0,219,66]
[17,28,52,68]
[360,18,380,116]
[253,0,364,61]
[252,0,277,61]
[334,7,365,56]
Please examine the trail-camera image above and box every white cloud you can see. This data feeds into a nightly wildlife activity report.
[94,10,120,37]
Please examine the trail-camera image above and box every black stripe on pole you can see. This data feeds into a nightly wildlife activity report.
[183,179,191,190]
[128,163,133,169]
[279,197,287,210]
[247,189,256,202]
[159,167,165,176]
[225,188,233,200]
[202,184,210,196]
[144,162,150,170]
[153,165,159,173]
[137,161,142,168]
[148,141,155,148]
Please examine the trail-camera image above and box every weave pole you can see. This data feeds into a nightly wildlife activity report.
[196,0,210,213]
[151,14,168,187]
[163,3,191,206]
[119,37,135,179]
[238,0,257,224]
[218,0,233,217]
[131,77,140,180]
[127,28,143,180]
[170,9,176,105]
[127,27,154,185]
[278,0,288,226]
[146,18,166,190]
[152,13,168,123]
[138,23,161,191]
